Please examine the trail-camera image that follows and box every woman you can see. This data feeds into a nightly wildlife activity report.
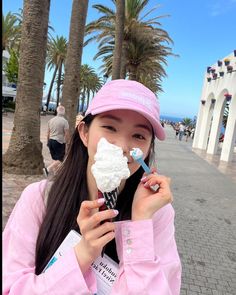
[3,79,181,294]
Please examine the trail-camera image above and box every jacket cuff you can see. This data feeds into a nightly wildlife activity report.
[115,219,155,264]
[44,247,96,294]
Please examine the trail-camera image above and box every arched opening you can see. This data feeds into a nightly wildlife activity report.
[220,95,231,146]
[197,93,216,150]
[207,90,229,155]
[220,93,236,162]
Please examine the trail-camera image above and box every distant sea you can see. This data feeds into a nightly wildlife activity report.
[160,115,184,123]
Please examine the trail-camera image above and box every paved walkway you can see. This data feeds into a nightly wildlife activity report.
[2,113,236,294]
[157,127,236,295]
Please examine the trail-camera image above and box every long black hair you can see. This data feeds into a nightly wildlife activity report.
[35,114,154,274]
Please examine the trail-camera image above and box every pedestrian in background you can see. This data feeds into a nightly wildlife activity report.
[178,123,185,141]
[43,104,47,115]
[185,126,191,142]
[44,105,70,176]
[174,123,180,139]
[191,128,195,139]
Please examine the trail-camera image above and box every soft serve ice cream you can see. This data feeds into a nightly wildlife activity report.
[91,137,130,193]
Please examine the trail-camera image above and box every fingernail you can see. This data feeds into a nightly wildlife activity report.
[98,198,105,204]
[144,182,149,187]
[113,209,119,215]
[141,176,147,182]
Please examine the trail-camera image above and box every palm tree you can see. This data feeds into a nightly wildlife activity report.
[62,0,89,136]
[86,0,174,91]
[124,25,170,84]
[3,48,19,84]
[2,12,20,54]
[14,8,55,46]
[46,36,67,109]
[55,65,103,113]
[79,64,103,112]
[54,73,64,107]
[3,0,50,175]
[182,118,192,126]
[112,0,125,79]
[139,72,162,93]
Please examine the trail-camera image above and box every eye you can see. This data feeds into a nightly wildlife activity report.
[102,125,116,132]
[133,133,146,140]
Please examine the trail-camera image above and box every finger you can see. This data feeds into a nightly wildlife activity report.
[78,198,106,220]
[91,209,119,228]
[143,175,171,189]
[97,231,116,250]
[151,167,158,174]
[85,221,115,241]
[80,209,119,233]
[141,168,157,180]
[141,174,165,184]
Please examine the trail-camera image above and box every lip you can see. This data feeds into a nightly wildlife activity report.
[127,157,133,164]
[127,159,134,165]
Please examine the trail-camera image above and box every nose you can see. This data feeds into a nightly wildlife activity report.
[113,138,131,160]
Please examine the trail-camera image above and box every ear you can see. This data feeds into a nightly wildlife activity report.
[77,121,89,147]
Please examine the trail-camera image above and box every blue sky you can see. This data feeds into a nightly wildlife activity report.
[3,0,236,118]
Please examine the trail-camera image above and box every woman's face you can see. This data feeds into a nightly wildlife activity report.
[81,109,153,176]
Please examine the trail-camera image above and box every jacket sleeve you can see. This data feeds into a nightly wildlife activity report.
[112,204,182,295]
[3,181,96,295]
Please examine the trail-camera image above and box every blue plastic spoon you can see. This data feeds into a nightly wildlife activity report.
[130,148,152,174]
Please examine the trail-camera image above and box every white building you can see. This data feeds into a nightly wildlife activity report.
[2,50,17,102]
[2,50,49,109]
[193,51,236,162]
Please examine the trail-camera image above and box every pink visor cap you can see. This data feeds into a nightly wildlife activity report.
[85,79,165,140]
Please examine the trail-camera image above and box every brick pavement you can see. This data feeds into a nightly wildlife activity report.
[2,113,236,294]
[157,129,236,295]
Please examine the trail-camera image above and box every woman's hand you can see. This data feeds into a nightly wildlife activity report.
[132,173,173,221]
[74,199,118,273]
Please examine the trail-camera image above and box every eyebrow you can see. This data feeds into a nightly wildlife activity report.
[99,114,152,134]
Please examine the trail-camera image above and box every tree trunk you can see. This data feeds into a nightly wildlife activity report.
[128,64,138,81]
[61,0,89,136]
[120,42,127,79]
[3,0,50,175]
[56,60,62,106]
[112,0,125,80]
[80,89,86,113]
[84,95,90,113]
[46,64,58,109]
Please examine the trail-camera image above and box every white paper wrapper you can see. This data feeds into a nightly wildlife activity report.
[103,188,118,209]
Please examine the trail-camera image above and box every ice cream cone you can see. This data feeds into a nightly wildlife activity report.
[98,188,118,210]
[98,188,118,257]
[103,188,118,209]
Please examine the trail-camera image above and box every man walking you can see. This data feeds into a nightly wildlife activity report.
[43,105,70,176]
[178,123,185,141]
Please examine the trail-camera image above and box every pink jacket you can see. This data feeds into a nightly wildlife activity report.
[3,180,181,294]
